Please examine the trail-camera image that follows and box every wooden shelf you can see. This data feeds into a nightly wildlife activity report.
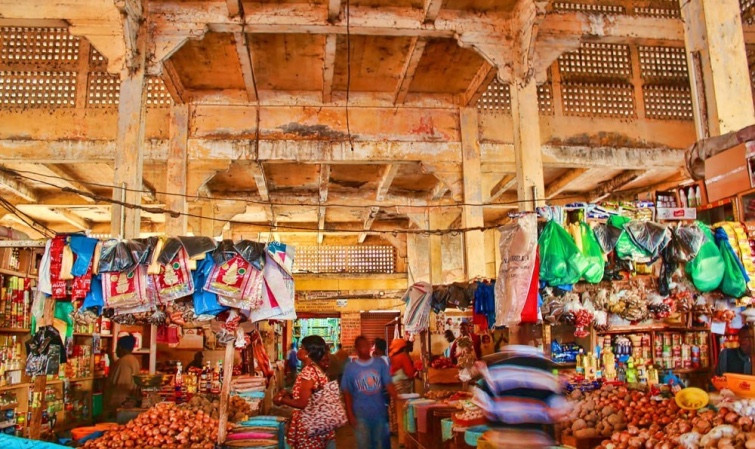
[554,362,577,368]
[0,268,31,278]
[669,368,710,374]
[0,327,30,333]
[597,326,711,335]
[0,383,30,392]
[0,403,18,411]
[133,349,151,354]
[69,376,94,382]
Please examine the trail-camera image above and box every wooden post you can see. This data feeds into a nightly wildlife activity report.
[429,211,443,284]
[511,77,545,212]
[111,17,148,239]
[459,107,486,280]
[165,103,189,235]
[28,296,55,440]
[217,342,236,445]
[680,0,755,139]
[148,324,157,374]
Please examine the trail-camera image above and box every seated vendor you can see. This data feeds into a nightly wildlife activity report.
[104,335,141,418]
[716,330,753,375]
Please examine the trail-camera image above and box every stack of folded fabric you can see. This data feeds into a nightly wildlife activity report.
[232,375,268,415]
[226,416,287,449]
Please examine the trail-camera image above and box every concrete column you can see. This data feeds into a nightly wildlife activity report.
[165,103,189,235]
[510,78,545,212]
[460,107,486,279]
[681,0,755,138]
[429,210,443,284]
[407,212,431,283]
[111,28,148,239]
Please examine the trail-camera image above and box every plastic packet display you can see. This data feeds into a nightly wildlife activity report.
[102,264,148,309]
[156,246,194,303]
[217,265,264,310]
[204,254,255,301]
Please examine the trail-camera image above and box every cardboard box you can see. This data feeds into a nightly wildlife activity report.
[705,144,751,202]
[656,207,697,220]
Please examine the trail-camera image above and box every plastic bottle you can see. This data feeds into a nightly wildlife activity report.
[687,187,696,208]
[679,189,687,208]
[695,186,702,207]
[575,349,585,376]
[617,363,626,383]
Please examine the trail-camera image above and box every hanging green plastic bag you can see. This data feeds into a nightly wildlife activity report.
[580,222,605,284]
[608,215,652,262]
[539,220,589,286]
[685,222,724,292]
[716,228,749,298]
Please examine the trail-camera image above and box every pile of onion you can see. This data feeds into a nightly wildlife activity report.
[82,402,230,449]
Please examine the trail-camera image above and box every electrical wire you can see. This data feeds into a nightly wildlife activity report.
[345,0,355,152]
[0,166,586,210]
[0,195,55,237]
[0,169,585,236]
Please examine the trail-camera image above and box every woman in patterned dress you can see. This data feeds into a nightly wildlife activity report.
[274,335,335,449]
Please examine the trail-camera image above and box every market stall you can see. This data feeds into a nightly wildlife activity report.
[385,202,755,448]
[0,235,297,449]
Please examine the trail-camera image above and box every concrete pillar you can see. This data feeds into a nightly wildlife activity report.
[407,212,431,283]
[165,104,189,235]
[111,29,148,239]
[681,0,755,138]
[460,107,486,279]
[510,78,545,212]
[429,210,443,284]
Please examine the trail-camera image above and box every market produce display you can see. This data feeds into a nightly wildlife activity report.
[430,356,454,369]
[179,394,252,422]
[565,386,755,449]
[82,402,231,449]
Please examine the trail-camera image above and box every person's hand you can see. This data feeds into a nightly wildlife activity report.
[273,391,287,405]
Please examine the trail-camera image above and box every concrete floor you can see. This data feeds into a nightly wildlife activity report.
[334,425,399,448]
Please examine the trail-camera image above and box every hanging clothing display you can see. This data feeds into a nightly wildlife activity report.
[402,281,433,334]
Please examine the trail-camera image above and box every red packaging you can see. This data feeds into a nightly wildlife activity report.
[102,264,148,309]
[156,247,194,303]
[204,255,253,301]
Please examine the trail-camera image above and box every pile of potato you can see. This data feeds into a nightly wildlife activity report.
[564,385,628,439]
[82,402,229,449]
[179,394,252,422]
[563,388,755,449]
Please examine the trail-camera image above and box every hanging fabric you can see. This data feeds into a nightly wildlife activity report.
[495,213,538,327]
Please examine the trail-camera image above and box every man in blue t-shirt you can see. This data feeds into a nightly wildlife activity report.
[342,335,397,449]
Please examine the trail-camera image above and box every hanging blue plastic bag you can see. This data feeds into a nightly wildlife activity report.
[81,274,104,314]
[192,257,228,316]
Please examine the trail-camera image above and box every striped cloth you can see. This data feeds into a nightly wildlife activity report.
[401,282,433,334]
[472,345,570,430]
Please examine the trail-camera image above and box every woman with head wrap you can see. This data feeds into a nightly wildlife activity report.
[274,335,335,449]
[388,338,418,433]
[104,334,141,418]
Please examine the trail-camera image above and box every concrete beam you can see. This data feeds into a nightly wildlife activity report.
[489,174,516,202]
[423,0,445,23]
[394,37,427,105]
[248,162,269,201]
[50,208,91,230]
[544,168,588,198]
[0,170,38,203]
[40,164,96,203]
[589,170,645,202]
